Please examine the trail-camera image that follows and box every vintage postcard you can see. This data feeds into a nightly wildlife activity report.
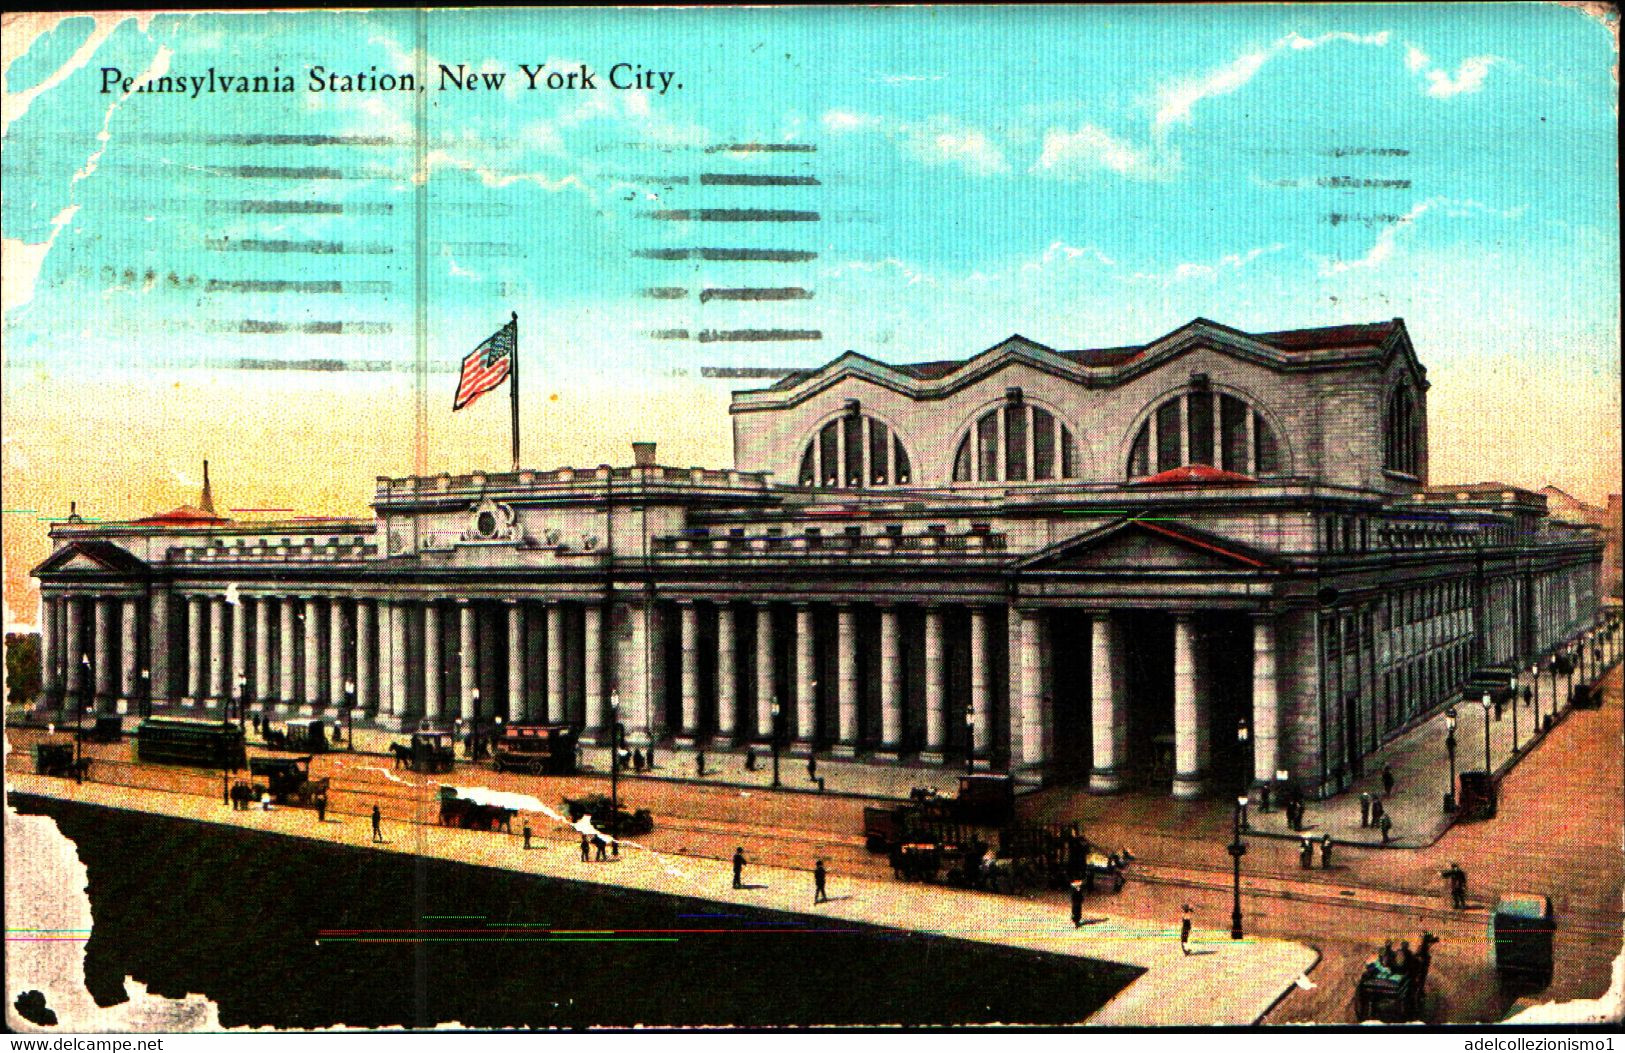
[2,4,1621,1040]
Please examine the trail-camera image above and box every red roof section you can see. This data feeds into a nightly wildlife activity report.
[133,504,230,526]
[1130,464,1255,486]
[1256,321,1401,352]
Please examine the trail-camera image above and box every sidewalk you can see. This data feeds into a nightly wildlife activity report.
[1249,655,1618,849]
[8,772,1317,1026]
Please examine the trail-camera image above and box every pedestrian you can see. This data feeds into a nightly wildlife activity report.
[522,821,532,850]
[745,748,758,772]
[633,748,645,774]
[611,837,619,859]
[1370,796,1385,827]
[1379,940,1397,969]
[815,860,829,905]
[315,795,327,823]
[1299,836,1314,870]
[807,754,817,782]
[251,713,261,734]
[1396,939,1413,973]
[1441,863,1468,909]
[733,846,747,889]
[1319,834,1333,869]
[646,745,656,769]
[371,804,383,842]
[580,834,591,862]
[1070,880,1084,927]
[1379,813,1393,845]
[1359,792,1371,828]
[696,750,706,777]
[595,835,608,861]
[1288,798,1302,832]
[1179,904,1193,955]
[1382,763,1395,797]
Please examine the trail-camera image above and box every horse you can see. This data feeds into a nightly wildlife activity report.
[389,742,413,769]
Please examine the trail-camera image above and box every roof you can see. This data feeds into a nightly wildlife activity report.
[1130,464,1256,487]
[133,504,230,526]
[1254,321,1403,352]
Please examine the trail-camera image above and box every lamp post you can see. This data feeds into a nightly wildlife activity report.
[235,674,247,731]
[76,653,90,779]
[1509,673,1520,753]
[343,679,355,749]
[1228,795,1248,940]
[770,699,783,788]
[1548,657,1559,729]
[1443,708,1458,813]
[470,687,482,761]
[138,668,151,720]
[609,690,622,816]
[1236,719,1252,800]
[965,706,976,774]
[1479,693,1492,773]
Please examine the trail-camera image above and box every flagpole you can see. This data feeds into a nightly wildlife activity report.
[509,311,520,472]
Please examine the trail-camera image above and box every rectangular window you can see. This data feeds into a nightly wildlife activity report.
[819,423,838,485]
[977,413,999,481]
[1220,396,1248,472]
[1004,405,1028,481]
[1254,413,1281,474]
[1156,400,1182,473]
[1032,408,1055,480]
[868,419,889,484]
[843,414,864,486]
[1187,392,1214,466]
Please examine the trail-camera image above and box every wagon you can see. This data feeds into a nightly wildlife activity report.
[391,731,456,774]
[889,842,943,882]
[33,742,89,780]
[248,755,328,806]
[1492,894,1554,989]
[1082,850,1129,893]
[1355,932,1437,1023]
[438,786,515,832]
[493,724,578,775]
[563,793,653,836]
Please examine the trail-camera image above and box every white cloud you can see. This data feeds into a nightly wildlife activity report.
[1320,201,1430,274]
[1154,30,1390,132]
[901,117,1008,176]
[1129,244,1283,284]
[1021,241,1117,272]
[1406,46,1430,72]
[1031,123,1161,180]
[821,108,883,132]
[1423,55,1498,98]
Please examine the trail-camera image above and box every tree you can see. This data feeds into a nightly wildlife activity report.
[6,633,41,707]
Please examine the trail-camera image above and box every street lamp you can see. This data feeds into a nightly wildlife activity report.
[235,674,247,731]
[1443,708,1458,813]
[1480,693,1492,773]
[343,679,355,749]
[76,653,90,780]
[770,699,784,788]
[1236,719,1252,799]
[965,706,976,774]
[1509,673,1520,753]
[138,668,151,720]
[609,690,622,816]
[471,687,482,761]
[1228,795,1248,940]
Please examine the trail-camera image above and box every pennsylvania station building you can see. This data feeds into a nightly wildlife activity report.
[32,318,1606,799]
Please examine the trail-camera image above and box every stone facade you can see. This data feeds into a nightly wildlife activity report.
[32,318,1606,799]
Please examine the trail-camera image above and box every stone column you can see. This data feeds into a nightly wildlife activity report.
[969,606,991,760]
[375,600,394,719]
[356,600,375,716]
[148,589,171,704]
[301,597,321,714]
[64,597,87,706]
[834,603,858,756]
[1172,613,1207,799]
[423,603,442,722]
[754,603,775,739]
[119,597,139,713]
[40,595,61,707]
[878,605,902,759]
[794,603,816,747]
[715,603,737,745]
[459,601,476,721]
[186,595,204,705]
[921,606,946,763]
[207,595,226,707]
[677,600,699,744]
[389,600,410,721]
[1089,612,1125,793]
[230,599,247,712]
[507,602,527,721]
[1252,614,1280,787]
[546,602,564,724]
[278,598,296,712]
[1013,607,1044,773]
[328,597,347,712]
[582,601,604,739]
[254,597,272,706]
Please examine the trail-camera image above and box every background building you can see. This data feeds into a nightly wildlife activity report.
[33,318,1604,799]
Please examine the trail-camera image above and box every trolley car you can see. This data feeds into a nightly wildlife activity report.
[135,717,247,769]
[493,724,579,775]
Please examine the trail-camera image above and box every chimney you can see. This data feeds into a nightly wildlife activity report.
[632,441,657,467]
[200,459,216,514]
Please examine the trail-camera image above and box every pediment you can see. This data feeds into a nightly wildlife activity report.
[1016,519,1274,573]
[33,540,150,578]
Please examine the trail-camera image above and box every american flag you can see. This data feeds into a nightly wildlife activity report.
[453,319,516,410]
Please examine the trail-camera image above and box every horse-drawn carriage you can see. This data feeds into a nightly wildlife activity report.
[248,755,329,806]
[33,741,90,780]
[438,786,515,832]
[391,731,456,774]
[85,715,123,744]
[1355,933,1438,1022]
[493,724,578,775]
[263,718,331,754]
[563,793,654,836]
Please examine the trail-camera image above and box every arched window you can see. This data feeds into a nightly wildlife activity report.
[1384,385,1420,476]
[1125,390,1282,479]
[951,399,1079,482]
[797,412,913,488]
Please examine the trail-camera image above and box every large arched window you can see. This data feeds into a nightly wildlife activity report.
[797,410,913,488]
[951,396,1079,482]
[1384,385,1420,476]
[1125,389,1282,478]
